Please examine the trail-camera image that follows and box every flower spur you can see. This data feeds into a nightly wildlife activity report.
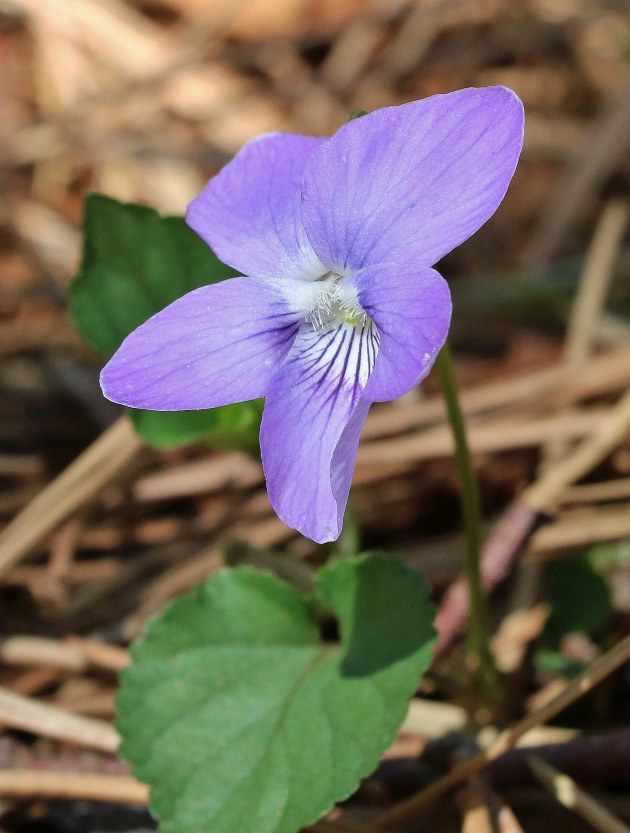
[101,86,524,543]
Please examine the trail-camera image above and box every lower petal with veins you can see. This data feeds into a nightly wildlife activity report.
[260,320,378,543]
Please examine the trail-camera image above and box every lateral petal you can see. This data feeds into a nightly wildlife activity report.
[260,322,377,543]
[100,278,301,410]
[300,86,524,271]
[187,133,325,281]
[349,264,451,402]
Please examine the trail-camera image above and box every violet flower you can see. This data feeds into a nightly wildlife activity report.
[101,87,524,543]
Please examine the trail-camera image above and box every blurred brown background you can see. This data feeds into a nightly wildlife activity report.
[2,0,630,272]
[1,3,630,832]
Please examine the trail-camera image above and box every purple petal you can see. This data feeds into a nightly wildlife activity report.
[260,322,377,543]
[330,397,371,519]
[300,86,524,271]
[350,264,451,402]
[100,278,301,410]
[186,133,325,281]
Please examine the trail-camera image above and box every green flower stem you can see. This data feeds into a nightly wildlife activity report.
[434,343,498,699]
[337,499,360,557]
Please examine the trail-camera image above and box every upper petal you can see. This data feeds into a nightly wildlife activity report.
[300,86,524,271]
[350,264,452,402]
[260,321,377,543]
[100,277,301,410]
[186,133,325,281]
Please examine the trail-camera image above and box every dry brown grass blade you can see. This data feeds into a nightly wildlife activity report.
[359,409,606,466]
[362,343,630,441]
[528,503,630,556]
[564,200,629,365]
[0,635,128,673]
[0,416,143,580]
[562,477,630,504]
[541,198,629,468]
[525,386,630,512]
[0,453,44,478]
[0,770,147,804]
[0,685,119,753]
[528,756,630,833]
[374,633,630,828]
[0,637,86,672]
[133,452,263,501]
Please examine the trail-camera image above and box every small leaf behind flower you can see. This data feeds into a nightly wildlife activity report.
[346,108,368,122]
[117,553,436,833]
[71,194,237,356]
[130,400,263,451]
[70,194,262,450]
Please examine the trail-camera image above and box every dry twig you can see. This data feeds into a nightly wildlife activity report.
[528,756,630,833]
[0,416,143,579]
[375,633,630,827]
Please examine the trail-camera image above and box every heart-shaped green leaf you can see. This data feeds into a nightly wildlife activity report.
[70,193,262,450]
[117,553,436,833]
[71,194,238,357]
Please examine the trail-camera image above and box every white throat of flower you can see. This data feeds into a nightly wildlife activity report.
[283,270,380,402]
[299,272,368,333]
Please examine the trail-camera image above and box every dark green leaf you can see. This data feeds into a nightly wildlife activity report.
[70,193,262,450]
[534,648,586,679]
[117,553,436,833]
[588,540,630,571]
[346,108,368,122]
[129,400,263,451]
[542,554,612,646]
[71,194,237,357]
